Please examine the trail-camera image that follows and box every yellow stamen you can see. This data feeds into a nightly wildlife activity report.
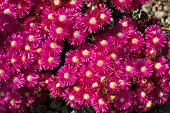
[13,77,18,83]
[36,48,42,53]
[28,35,34,42]
[11,59,16,64]
[86,70,92,77]
[109,82,116,89]
[48,57,54,63]
[59,15,66,21]
[73,86,80,92]
[117,32,123,37]
[45,79,49,84]
[27,75,33,81]
[56,83,60,87]
[89,17,96,25]
[72,56,79,63]
[64,73,70,79]
[10,99,15,105]
[70,0,76,4]
[141,91,146,97]
[98,99,104,105]
[122,22,128,27]
[155,63,161,69]
[83,94,89,100]
[111,53,117,60]
[69,95,75,100]
[0,92,4,97]
[100,40,107,46]
[120,97,125,103]
[82,50,89,56]
[100,13,106,20]
[4,9,11,15]
[48,13,54,20]
[0,69,4,75]
[140,66,147,72]
[159,92,164,97]
[73,31,80,38]
[132,38,138,44]
[25,45,30,51]
[146,101,152,108]
[56,27,63,34]
[21,56,26,61]
[97,60,104,66]
[54,0,60,5]
[50,42,57,49]
[92,82,98,88]
[11,41,16,47]
[126,66,132,72]
[110,95,116,100]
[25,92,30,97]
[153,37,159,43]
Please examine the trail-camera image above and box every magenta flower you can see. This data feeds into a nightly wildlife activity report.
[66,50,82,66]
[111,0,132,11]
[57,65,77,87]
[134,59,153,78]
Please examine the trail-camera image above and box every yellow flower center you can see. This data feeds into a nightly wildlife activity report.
[140,66,147,72]
[0,69,4,75]
[122,22,128,27]
[86,70,92,77]
[97,60,104,66]
[141,91,146,97]
[54,0,60,5]
[126,66,132,72]
[109,82,116,89]
[73,31,80,38]
[11,41,16,47]
[100,40,107,46]
[50,42,57,49]
[56,83,60,87]
[0,92,4,97]
[13,77,18,83]
[45,79,49,84]
[21,56,26,61]
[25,92,30,97]
[89,17,97,25]
[10,99,15,105]
[92,82,98,88]
[64,72,70,79]
[11,59,16,64]
[159,92,164,97]
[69,95,75,100]
[36,48,42,53]
[70,0,76,4]
[111,53,117,60]
[82,50,89,56]
[25,45,30,51]
[28,35,34,42]
[119,80,124,85]
[100,13,106,20]
[72,56,79,63]
[119,0,125,3]
[4,9,11,15]
[48,57,54,63]
[98,99,104,105]
[146,101,152,108]
[83,94,90,100]
[120,97,125,103]
[26,103,30,107]
[73,86,80,92]
[48,13,54,20]
[56,27,63,34]
[110,95,116,100]
[153,37,159,43]
[38,59,42,64]
[27,75,33,81]
[59,15,66,21]
[132,38,138,44]
[155,63,161,69]
[30,23,34,27]
[117,32,123,37]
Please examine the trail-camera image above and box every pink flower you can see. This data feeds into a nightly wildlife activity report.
[8,73,25,90]
[65,0,84,10]
[91,93,111,113]
[57,65,77,87]
[134,59,153,78]
[111,0,132,11]
[114,89,132,110]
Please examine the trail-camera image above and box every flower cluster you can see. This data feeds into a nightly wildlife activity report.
[0,0,169,113]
